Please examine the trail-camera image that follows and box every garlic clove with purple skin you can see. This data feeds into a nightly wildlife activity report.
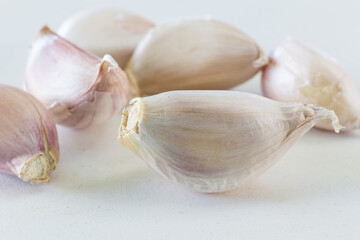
[25,26,131,129]
[58,8,155,68]
[262,38,360,131]
[118,91,341,193]
[0,84,59,184]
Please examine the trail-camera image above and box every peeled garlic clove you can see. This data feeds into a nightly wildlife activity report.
[118,91,341,193]
[126,18,268,96]
[25,26,131,129]
[58,8,155,68]
[262,38,360,131]
[0,84,59,184]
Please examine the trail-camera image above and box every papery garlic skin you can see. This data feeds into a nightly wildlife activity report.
[25,26,131,129]
[118,91,341,193]
[0,85,59,183]
[262,38,360,131]
[58,8,155,68]
[126,18,268,96]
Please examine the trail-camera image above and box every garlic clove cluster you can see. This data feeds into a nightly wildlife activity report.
[25,26,131,129]
[262,38,360,131]
[126,18,268,96]
[0,84,59,184]
[118,91,341,193]
[58,8,155,68]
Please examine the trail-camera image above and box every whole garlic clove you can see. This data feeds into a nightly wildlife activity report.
[262,38,360,131]
[0,84,59,184]
[58,8,155,68]
[126,18,268,96]
[118,91,341,193]
[25,26,131,129]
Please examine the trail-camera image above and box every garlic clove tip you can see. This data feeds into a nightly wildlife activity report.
[252,52,269,68]
[307,104,344,133]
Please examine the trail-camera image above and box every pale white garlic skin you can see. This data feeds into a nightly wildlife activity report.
[58,8,155,68]
[26,26,131,129]
[262,38,360,131]
[126,18,268,96]
[0,85,59,183]
[119,91,340,193]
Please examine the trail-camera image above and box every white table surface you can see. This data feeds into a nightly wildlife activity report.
[1,0,360,239]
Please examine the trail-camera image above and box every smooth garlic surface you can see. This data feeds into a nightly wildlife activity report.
[126,18,268,96]
[118,91,341,193]
[0,85,59,183]
[262,38,360,131]
[26,26,131,129]
[58,8,155,68]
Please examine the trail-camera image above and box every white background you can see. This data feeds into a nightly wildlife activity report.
[1,0,360,239]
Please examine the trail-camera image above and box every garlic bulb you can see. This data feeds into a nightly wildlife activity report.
[126,18,268,96]
[58,8,155,68]
[118,91,341,193]
[262,38,360,131]
[26,26,131,129]
[0,84,59,184]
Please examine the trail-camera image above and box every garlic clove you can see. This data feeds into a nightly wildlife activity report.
[262,38,360,131]
[126,18,268,96]
[58,8,155,68]
[0,84,59,184]
[25,26,131,129]
[118,91,341,193]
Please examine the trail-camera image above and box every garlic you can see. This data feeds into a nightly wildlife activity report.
[58,8,155,68]
[118,91,341,193]
[126,18,268,96]
[25,26,131,129]
[262,38,360,131]
[0,84,59,184]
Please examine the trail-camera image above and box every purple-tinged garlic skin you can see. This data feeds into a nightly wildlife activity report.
[0,84,59,183]
[58,8,155,68]
[25,26,131,129]
[262,38,360,131]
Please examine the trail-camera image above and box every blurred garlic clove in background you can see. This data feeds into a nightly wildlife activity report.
[262,38,360,131]
[58,8,155,68]
[126,17,268,96]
